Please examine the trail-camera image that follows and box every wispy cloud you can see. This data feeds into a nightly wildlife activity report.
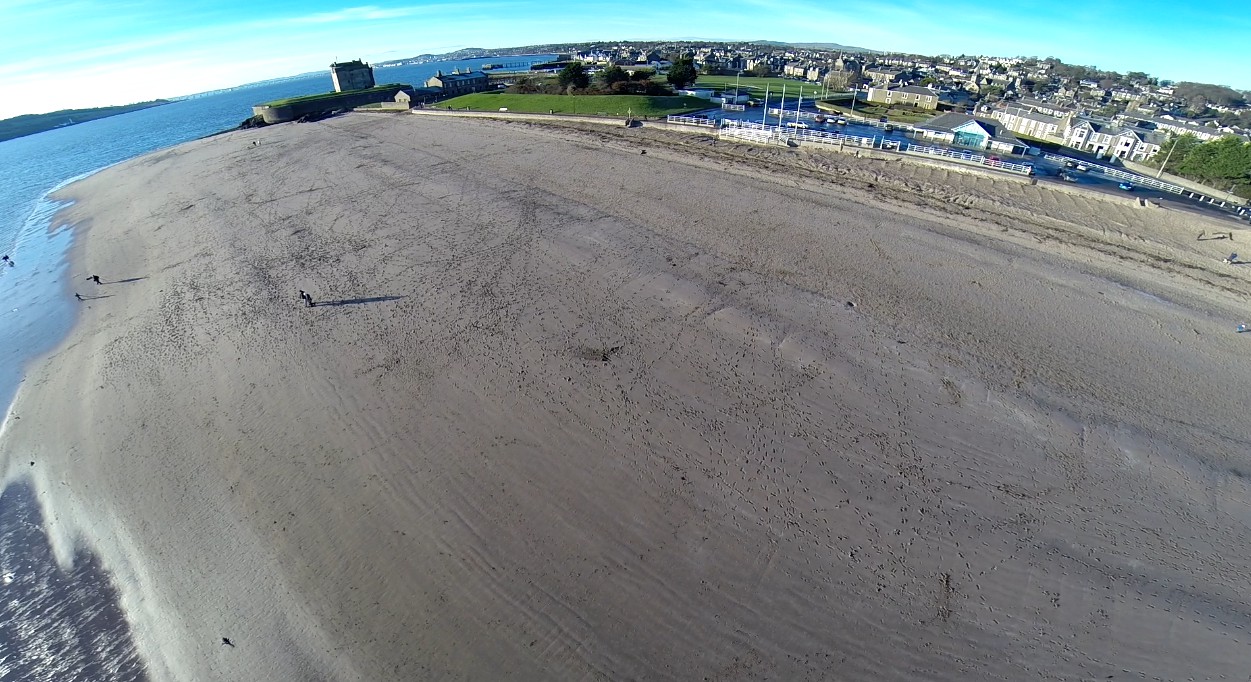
[283,4,426,24]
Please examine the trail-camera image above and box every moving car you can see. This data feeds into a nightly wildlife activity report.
[1118,181,1135,191]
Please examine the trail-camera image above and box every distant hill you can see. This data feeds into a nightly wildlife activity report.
[749,40,880,53]
[378,40,883,68]
[0,100,171,143]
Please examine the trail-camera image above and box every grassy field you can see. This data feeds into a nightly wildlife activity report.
[437,92,710,117]
[816,100,937,124]
[694,75,835,99]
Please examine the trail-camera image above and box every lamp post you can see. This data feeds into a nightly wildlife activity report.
[1157,136,1180,179]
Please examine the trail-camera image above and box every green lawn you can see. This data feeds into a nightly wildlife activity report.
[694,75,833,99]
[437,92,710,117]
[816,100,936,124]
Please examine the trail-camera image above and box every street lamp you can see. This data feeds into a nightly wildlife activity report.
[1157,136,1180,179]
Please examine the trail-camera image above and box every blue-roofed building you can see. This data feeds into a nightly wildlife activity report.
[915,113,1027,154]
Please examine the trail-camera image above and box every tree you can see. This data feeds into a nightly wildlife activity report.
[823,71,851,92]
[1177,135,1251,185]
[557,62,589,90]
[507,76,542,94]
[598,65,629,89]
[667,57,698,90]
[749,63,772,78]
[1151,134,1201,174]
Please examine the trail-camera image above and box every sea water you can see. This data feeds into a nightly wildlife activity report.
[0,55,553,681]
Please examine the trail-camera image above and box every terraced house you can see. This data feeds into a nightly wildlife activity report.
[1061,117,1166,161]
[865,85,941,110]
[989,106,1065,143]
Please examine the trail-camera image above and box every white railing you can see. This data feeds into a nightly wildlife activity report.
[722,120,878,148]
[666,115,717,127]
[720,126,786,145]
[903,144,1033,175]
[721,103,746,111]
[1044,153,1185,195]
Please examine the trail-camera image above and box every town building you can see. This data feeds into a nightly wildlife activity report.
[863,65,906,85]
[865,85,941,110]
[990,106,1065,142]
[1138,116,1228,142]
[330,60,375,92]
[1061,117,1166,161]
[424,68,490,97]
[915,112,1028,154]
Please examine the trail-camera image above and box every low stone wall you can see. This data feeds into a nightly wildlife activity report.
[253,86,412,124]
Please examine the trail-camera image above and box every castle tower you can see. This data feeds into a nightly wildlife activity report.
[330,60,375,92]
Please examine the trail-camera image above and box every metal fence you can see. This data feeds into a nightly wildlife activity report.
[905,145,1034,175]
[666,115,717,127]
[1043,153,1185,195]
[720,121,1033,176]
[721,120,877,150]
[721,103,746,112]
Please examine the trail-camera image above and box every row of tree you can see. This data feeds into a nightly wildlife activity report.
[529,58,700,96]
[1151,134,1251,199]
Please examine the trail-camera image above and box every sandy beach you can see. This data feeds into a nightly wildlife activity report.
[4,111,1251,680]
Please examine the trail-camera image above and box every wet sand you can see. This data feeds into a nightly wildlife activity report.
[4,112,1251,680]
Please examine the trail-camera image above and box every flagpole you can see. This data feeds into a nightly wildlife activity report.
[779,83,786,128]
[762,84,770,125]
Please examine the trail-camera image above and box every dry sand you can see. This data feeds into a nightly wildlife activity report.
[5,112,1251,680]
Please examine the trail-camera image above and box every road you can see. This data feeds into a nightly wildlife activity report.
[699,103,1248,227]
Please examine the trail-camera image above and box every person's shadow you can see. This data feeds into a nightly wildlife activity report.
[312,295,404,308]
[78,294,113,301]
[106,276,148,284]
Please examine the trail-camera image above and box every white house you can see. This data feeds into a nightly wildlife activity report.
[1062,117,1166,161]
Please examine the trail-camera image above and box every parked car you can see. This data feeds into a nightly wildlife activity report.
[1059,171,1078,182]
[881,140,899,150]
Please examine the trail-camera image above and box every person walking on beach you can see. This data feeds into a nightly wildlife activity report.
[1,255,12,267]
[74,293,83,301]
[299,289,314,307]
[86,274,102,284]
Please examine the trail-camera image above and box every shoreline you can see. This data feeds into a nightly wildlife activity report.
[5,112,1251,679]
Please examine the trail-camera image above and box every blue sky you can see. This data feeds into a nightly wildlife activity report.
[1,0,1248,119]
